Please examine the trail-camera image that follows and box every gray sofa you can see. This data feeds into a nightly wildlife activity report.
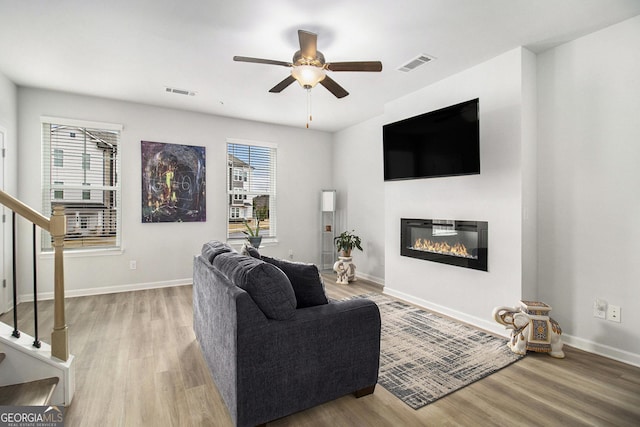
[193,241,381,427]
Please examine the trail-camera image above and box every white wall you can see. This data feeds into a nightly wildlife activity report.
[332,49,537,297]
[0,71,17,199]
[332,115,387,283]
[16,88,333,298]
[0,71,17,313]
[382,48,531,333]
[336,49,532,331]
[537,16,640,362]
[335,17,640,366]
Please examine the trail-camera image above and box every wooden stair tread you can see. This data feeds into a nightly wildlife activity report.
[0,377,59,406]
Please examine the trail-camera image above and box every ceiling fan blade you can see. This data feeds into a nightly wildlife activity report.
[326,61,383,72]
[319,75,349,99]
[233,56,291,67]
[298,30,317,59]
[269,75,297,93]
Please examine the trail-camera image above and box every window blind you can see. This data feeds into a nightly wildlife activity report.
[226,140,277,240]
[42,118,122,250]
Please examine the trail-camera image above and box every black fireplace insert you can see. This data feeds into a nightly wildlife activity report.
[401,218,488,271]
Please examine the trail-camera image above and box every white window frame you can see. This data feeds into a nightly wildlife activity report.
[226,138,277,243]
[41,116,123,252]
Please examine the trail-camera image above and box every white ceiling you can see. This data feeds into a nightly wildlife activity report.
[1,0,639,132]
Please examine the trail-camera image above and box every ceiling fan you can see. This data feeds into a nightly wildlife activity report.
[233,29,382,99]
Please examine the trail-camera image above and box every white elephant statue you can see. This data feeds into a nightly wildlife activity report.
[492,302,565,359]
[333,257,356,285]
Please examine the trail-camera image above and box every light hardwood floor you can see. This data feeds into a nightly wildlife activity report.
[2,275,639,426]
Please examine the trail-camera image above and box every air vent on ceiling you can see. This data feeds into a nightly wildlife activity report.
[397,54,435,72]
[165,87,196,96]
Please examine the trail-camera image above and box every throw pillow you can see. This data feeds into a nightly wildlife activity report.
[261,256,328,308]
[240,242,261,259]
[201,240,234,263]
[213,252,297,320]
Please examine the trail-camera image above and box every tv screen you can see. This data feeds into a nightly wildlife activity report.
[383,98,480,181]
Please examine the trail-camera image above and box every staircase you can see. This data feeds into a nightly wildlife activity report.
[0,322,74,406]
[0,353,59,406]
[0,189,75,406]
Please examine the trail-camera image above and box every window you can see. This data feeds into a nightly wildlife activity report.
[233,168,244,182]
[42,117,122,250]
[82,153,90,171]
[53,149,63,167]
[227,139,277,241]
[53,181,64,200]
[82,183,91,201]
[232,193,246,205]
[53,148,64,168]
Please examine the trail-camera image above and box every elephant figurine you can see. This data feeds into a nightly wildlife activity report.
[333,257,356,285]
[492,301,565,359]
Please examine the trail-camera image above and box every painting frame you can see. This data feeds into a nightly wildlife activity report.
[141,140,206,223]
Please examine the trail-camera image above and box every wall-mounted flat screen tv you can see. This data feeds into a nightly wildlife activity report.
[383,98,480,181]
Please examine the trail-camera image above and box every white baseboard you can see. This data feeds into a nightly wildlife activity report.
[383,286,508,337]
[18,278,192,303]
[561,334,640,368]
[355,272,385,287]
[383,286,640,368]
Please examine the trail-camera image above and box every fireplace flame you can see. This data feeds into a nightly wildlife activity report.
[412,238,476,259]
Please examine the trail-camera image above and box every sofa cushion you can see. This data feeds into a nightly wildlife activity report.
[213,252,297,320]
[262,256,328,308]
[240,242,261,259]
[202,240,234,263]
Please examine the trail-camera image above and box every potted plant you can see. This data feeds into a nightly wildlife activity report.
[334,230,363,258]
[243,205,268,248]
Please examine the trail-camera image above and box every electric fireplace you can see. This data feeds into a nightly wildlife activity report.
[401,218,488,271]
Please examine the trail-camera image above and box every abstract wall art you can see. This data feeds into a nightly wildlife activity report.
[141,140,206,223]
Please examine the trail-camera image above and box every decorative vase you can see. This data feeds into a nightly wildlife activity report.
[333,256,357,285]
[247,236,262,248]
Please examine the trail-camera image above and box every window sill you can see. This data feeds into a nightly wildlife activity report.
[40,247,124,259]
[227,238,278,250]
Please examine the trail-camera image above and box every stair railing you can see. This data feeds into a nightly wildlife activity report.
[0,190,69,361]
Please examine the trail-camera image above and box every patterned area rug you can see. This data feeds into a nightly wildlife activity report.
[352,293,523,410]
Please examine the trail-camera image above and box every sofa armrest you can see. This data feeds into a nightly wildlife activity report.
[193,254,267,426]
[235,298,381,426]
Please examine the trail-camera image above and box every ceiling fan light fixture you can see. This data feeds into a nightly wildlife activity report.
[234,29,380,98]
[291,65,326,89]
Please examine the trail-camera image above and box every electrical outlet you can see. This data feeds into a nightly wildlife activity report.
[129,260,137,270]
[607,305,621,323]
[593,298,607,319]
